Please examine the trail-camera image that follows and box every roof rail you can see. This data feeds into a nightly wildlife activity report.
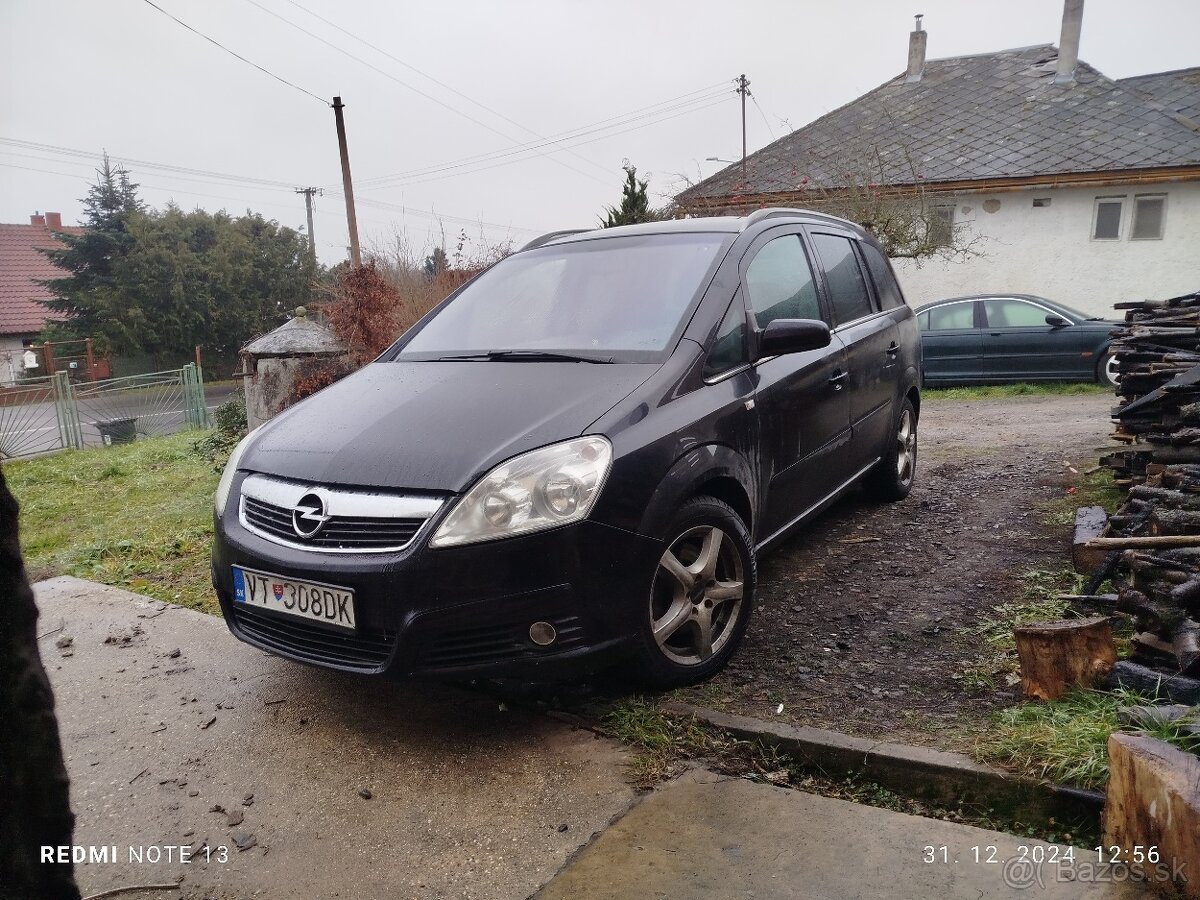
[739,207,859,231]
[518,229,591,252]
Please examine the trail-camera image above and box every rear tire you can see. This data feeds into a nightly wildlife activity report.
[864,397,917,502]
[1098,349,1120,388]
[630,497,755,688]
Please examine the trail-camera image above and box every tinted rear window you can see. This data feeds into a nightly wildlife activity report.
[399,233,727,362]
[811,233,875,325]
[860,242,905,310]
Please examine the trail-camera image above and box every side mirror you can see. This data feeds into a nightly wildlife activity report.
[1045,314,1069,328]
[758,318,832,359]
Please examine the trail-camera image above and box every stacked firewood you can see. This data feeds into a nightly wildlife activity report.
[1104,290,1200,483]
[1085,478,1200,676]
[1089,291,1200,676]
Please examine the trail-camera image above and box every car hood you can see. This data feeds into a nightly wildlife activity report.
[241,360,656,492]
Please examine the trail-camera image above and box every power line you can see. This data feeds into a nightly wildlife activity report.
[0,138,298,192]
[357,87,732,190]
[1,155,541,236]
[369,94,734,191]
[139,0,327,106]
[240,0,606,186]
[276,0,612,177]
[751,95,776,142]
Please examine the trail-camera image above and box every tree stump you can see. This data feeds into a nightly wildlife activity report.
[1105,733,1200,897]
[1014,617,1117,700]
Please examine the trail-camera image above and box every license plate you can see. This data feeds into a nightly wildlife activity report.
[232,566,356,630]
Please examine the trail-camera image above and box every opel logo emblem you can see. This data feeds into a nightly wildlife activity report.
[292,492,330,538]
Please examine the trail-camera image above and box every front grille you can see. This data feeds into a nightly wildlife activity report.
[422,615,588,669]
[243,496,425,551]
[231,604,397,672]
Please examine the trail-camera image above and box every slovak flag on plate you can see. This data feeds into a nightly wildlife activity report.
[272,583,284,600]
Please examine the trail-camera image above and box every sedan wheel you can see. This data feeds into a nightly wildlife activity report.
[632,497,755,687]
[1101,351,1120,387]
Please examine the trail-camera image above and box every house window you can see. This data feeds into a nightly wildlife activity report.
[928,204,954,247]
[1131,194,1166,240]
[1092,197,1124,240]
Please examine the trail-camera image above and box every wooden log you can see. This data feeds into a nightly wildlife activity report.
[1088,535,1200,549]
[1150,509,1200,535]
[1014,618,1117,701]
[1107,660,1200,704]
[1129,485,1200,509]
[1173,619,1200,675]
[1072,506,1109,575]
[1117,588,1188,635]
[1104,733,1200,896]
[1171,578,1200,615]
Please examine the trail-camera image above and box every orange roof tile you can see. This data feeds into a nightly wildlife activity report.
[0,220,83,336]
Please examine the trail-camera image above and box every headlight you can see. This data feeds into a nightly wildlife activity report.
[430,436,613,548]
[214,431,257,517]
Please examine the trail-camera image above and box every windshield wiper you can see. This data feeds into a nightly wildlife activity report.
[435,350,615,364]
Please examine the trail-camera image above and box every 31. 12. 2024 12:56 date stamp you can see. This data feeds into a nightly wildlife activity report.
[922,844,1188,890]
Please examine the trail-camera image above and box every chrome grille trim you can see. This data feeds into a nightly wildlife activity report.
[238,474,443,553]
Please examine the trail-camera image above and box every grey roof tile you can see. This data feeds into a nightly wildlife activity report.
[680,47,1200,203]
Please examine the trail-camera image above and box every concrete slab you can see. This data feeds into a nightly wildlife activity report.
[35,577,636,900]
[536,771,1149,900]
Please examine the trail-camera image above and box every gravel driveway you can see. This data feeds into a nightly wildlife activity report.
[673,391,1115,749]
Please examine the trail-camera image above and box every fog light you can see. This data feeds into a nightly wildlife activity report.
[529,621,557,646]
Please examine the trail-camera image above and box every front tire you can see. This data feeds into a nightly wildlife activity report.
[631,497,756,688]
[864,397,917,502]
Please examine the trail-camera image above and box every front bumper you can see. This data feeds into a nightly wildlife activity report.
[212,488,660,680]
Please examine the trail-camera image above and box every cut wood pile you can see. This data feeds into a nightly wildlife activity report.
[1103,289,1200,484]
[1081,289,1200,687]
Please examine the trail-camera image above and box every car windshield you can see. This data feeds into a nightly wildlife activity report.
[397,232,728,363]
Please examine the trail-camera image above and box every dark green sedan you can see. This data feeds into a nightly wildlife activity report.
[916,294,1120,387]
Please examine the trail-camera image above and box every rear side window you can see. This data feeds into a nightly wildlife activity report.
[744,235,821,329]
[984,299,1049,328]
[859,242,905,310]
[927,303,975,330]
[810,233,874,325]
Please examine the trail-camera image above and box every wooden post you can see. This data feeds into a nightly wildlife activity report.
[43,341,55,376]
[332,96,361,267]
[1014,618,1117,700]
[84,338,95,381]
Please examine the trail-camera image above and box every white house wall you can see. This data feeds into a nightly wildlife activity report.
[892,180,1200,318]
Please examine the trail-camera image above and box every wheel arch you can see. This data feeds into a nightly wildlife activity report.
[636,444,757,541]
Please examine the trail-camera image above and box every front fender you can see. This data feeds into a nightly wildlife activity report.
[634,443,757,541]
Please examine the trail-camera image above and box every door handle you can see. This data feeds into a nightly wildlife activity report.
[885,341,900,356]
[829,370,849,390]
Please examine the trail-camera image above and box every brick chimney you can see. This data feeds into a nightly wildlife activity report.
[1055,0,1085,85]
[45,212,62,229]
[30,213,45,226]
[906,14,927,83]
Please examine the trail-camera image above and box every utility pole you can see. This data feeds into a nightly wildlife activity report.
[332,96,361,267]
[735,74,751,181]
[295,187,322,269]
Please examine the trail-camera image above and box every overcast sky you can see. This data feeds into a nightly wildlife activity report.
[3,0,1198,266]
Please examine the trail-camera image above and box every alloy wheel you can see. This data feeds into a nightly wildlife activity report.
[650,525,745,666]
[1105,354,1121,386]
[896,408,916,485]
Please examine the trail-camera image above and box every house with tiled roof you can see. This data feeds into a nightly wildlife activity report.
[0,212,81,384]
[676,7,1200,317]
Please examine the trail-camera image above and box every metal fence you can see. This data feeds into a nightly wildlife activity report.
[0,364,211,461]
